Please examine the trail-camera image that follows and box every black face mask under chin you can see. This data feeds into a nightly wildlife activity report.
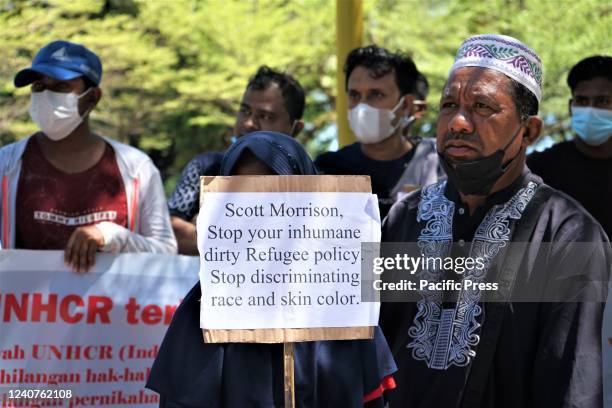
[439,127,524,196]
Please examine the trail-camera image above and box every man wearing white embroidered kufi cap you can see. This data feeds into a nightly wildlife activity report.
[379,34,610,408]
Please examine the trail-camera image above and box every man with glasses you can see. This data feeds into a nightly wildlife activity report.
[168,66,305,254]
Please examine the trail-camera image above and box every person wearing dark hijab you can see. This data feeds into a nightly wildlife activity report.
[147,131,396,407]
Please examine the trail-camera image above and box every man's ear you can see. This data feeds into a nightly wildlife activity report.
[522,116,542,147]
[88,87,102,106]
[568,98,573,117]
[291,120,304,137]
[401,94,414,116]
[79,87,102,116]
[412,100,427,119]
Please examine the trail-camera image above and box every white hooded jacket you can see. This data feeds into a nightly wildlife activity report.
[0,135,177,253]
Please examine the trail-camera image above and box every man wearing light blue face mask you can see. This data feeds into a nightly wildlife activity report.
[528,55,612,239]
[0,40,177,272]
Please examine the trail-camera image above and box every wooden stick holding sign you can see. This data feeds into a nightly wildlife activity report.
[197,175,380,403]
[284,342,295,408]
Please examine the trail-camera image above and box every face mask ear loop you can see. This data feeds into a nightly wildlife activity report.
[392,95,406,113]
[78,87,94,99]
[500,123,526,172]
[388,96,407,135]
[77,87,95,119]
[289,120,297,137]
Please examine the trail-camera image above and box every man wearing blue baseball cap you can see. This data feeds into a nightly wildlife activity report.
[0,40,177,271]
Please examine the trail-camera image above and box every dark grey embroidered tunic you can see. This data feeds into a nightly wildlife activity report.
[380,168,611,408]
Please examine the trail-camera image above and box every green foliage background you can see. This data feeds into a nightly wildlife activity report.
[1,0,610,192]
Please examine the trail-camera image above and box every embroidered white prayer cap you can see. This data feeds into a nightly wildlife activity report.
[451,34,543,103]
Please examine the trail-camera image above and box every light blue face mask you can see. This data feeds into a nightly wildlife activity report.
[571,106,612,146]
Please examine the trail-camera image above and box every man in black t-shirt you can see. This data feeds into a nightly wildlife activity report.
[315,45,442,219]
[528,56,612,238]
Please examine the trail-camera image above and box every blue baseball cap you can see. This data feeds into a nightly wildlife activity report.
[14,40,102,88]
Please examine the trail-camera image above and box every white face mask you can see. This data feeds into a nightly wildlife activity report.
[28,88,92,141]
[348,96,405,144]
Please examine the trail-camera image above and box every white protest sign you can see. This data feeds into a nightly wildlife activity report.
[197,186,380,332]
[0,250,198,408]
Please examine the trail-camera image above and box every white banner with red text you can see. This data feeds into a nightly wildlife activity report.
[0,250,198,408]
[1,250,610,406]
